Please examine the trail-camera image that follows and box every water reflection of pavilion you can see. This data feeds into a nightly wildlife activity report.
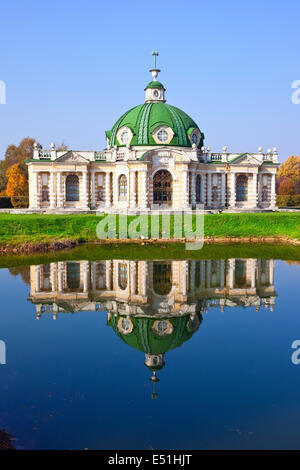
[28,258,276,396]
[28,258,276,319]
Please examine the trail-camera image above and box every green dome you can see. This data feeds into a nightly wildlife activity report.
[144,81,165,90]
[108,314,202,356]
[106,102,204,149]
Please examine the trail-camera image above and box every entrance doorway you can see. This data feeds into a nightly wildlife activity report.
[153,170,172,205]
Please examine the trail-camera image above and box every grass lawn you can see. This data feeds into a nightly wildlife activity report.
[0,212,299,245]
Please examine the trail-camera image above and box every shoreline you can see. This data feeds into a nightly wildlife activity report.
[1,236,300,256]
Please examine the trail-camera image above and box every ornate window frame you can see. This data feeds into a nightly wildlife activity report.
[118,174,128,201]
[189,128,201,146]
[117,316,133,335]
[116,126,133,146]
[152,125,174,145]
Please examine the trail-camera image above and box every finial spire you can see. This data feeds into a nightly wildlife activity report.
[152,51,159,69]
[150,51,161,81]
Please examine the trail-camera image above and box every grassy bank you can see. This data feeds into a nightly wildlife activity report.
[1,243,300,268]
[0,212,299,245]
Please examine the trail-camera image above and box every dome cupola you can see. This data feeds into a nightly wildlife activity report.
[105,52,204,149]
[145,52,166,103]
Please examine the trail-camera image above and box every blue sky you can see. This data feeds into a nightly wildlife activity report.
[0,0,299,162]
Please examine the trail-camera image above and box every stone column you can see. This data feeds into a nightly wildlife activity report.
[270,173,276,209]
[252,173,258,208]
[130,170,136,209]
[105,260,111,291]
[112,172,117,207]
[258,173,263,206]
[105,172,111,209]
[57,262,64,292]
[190,170,196,206]
[221,173,226,207]
[50,263,56,292]
[269,259,274,285]
[82,171,89,209]
[206,260,211,288]
[228,259,235,289]
[130,261,136,295]
[35,265,41,293]
[200,173,205,204]
[229,173,236,208]
[90,171,96,209]
[90,262,96,292]
[189,260,196,293]
[182,168,189,208]
[200,260,205,288]
[141,261,147,296]
[140,170,148,209]
[49,171,55,209]
[181,260,188,296]
[56,172,63,208]
[220,259,225,288]
[33,172,39,208]
[207,173,212,207]
[251,259,257,288]
[83,261,89,293]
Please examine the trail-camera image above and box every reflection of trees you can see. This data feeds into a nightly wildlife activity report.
[284,260,300,266]
[0,429,15,450]
[8,266,30,285]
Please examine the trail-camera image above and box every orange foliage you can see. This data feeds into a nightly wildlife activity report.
[277,155,300,181]
[277,155,300,197]
[278,179,297,195]
[5,163,28,207]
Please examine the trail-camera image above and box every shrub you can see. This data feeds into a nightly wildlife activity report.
[277,194,300,207]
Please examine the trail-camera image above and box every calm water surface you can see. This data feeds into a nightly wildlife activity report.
[0,253,300,449]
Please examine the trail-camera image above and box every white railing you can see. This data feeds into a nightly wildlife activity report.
[116,152,125,161]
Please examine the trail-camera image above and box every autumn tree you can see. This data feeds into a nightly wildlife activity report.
[16,137,35,175]
[5,163,28,207]
[4,144,18,167]
[277,155,300,195]
[0,161,7,192]
[278,178,296,195]
[277,155,300,180]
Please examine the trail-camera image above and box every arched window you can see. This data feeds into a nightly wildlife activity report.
[234,260,247,288]
[42,186,49,202]
[118,263,128,290]
[153,170,172,205]
[153,262,172,295]
[96,172,105,202]
[196,175,202,203]
[236,175,248,202]
[118,174,127,200]
[66,262,80,290]
[66,174,79,202]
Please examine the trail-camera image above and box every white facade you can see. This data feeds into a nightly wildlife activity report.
[27,67,279,212]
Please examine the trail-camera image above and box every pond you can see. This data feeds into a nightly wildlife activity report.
[0,245,300,450]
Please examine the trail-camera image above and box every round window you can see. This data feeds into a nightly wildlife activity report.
[120,129,130,144]
[121,318,131,331]
[157,129,169,143]
[153,90,159,98]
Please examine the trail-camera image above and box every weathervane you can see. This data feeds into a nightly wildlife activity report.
[150,51,160,81]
